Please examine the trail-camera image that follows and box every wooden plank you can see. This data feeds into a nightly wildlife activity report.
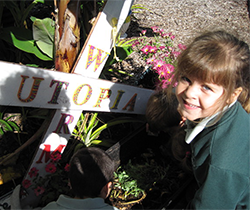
[0,61,153,114]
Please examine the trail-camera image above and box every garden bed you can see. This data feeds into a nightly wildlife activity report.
[106,126,194,210]
[0,105,195,210]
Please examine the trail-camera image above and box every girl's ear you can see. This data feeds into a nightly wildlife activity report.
[99,182,112,199]
[228,87,243,103]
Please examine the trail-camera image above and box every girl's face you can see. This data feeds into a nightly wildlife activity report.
[175,75,224,121]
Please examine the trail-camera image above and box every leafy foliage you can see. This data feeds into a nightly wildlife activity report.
[0,111,20,136]
[113,166,145,199]
[72,112,144,148]
[0,0,54,66]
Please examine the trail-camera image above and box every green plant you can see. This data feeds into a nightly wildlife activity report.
[72,112,144,148]
[72,112,101,147]
[0,0,54,66]
[131,3,151,16]
[0,111,20,136]
[110,149,171,204]
[101,38,136,80]
[112,166,145,200]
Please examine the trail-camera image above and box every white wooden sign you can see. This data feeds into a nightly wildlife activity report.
[0,61,152,114]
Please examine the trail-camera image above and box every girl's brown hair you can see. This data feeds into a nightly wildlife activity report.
[172,30,250,113]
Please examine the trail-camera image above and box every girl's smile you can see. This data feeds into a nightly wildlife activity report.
[182,99,201,109]
[175,76,224,121]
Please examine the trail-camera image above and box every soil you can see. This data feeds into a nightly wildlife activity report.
[111,0,250,83]
[130,0,250,46]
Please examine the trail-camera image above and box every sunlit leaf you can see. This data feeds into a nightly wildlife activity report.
[35,40,53,58]
[32,17,55,58]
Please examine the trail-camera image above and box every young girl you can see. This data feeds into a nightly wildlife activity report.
[170,30,250,209]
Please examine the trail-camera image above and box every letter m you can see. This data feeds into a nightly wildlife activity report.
[36,144,65,163]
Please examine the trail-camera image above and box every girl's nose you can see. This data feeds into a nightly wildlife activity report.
[184,84,199,99]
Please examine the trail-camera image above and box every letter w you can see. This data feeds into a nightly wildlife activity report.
[85,45,109,72]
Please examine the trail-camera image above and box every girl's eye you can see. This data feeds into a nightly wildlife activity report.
[180,76,191,83]
[202,85,212,91]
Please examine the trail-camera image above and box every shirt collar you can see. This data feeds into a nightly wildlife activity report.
[185,101,236,144]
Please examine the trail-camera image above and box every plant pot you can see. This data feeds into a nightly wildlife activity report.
[109,189,146,210]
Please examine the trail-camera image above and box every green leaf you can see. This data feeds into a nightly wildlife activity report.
[32,17,55,58]
[34,0,54,6]
[86,113,98,134]
[90,140,102,145]
[0,127,4,135]
[20,1,40,26]
[32,17,54,43]
[7,121,20,131]
[5,114,18,121]
[0,119,13,132]
[0,27,52,61]
[35,40,53,58]
[105,46,133,66]
[117,38,137,47]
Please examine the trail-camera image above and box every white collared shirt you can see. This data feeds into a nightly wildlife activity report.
[185,101,236,144]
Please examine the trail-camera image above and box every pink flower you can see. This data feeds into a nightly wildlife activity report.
[22,179,31,189]
[141,30,147,35]
[168,46,173,51]
[141,45,150,55]
[132,40,140,47]
[146,55,156,65]
[158,28,164,35]
[148,46,158,53]
[28,167,39,178]
[155,64,175,80]
[178,43,187,51]
[34,186,45,196]
[153,59,165,69]
[159,46,165,50]
[170,35,175,40]
[161,79,172,89]
[165,63,175,73]
[155,65,167,78]
[64,164,70,172]
[161,33,170,38]
[50,152,62,162]
[151,26,159,33]
[162,52,170,58]
[45,162,57,174]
